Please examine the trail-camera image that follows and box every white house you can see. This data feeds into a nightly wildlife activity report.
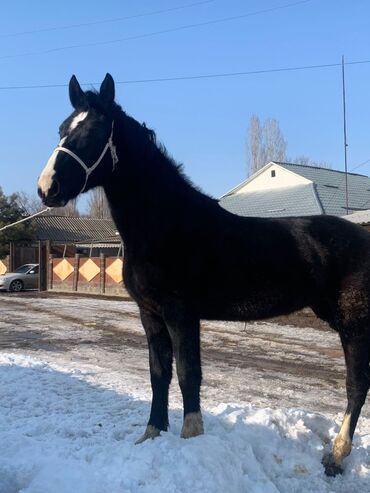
[220,161,370,217]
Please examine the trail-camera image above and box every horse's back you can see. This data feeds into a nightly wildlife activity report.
[278,214,370,331]
[196,210,370,325]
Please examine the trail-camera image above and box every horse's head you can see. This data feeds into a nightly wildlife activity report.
[38,73,118,207]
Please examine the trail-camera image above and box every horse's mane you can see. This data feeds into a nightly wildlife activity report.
[84,92,203,196]
[84,90,157,145]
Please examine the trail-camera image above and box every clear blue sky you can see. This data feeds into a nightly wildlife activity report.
[1,0,370,207]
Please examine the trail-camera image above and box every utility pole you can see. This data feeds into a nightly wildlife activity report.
[342,55,349,214]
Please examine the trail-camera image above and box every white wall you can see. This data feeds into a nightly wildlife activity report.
[235,164,311,194]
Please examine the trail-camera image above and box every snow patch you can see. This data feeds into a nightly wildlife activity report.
[0,353,369,493]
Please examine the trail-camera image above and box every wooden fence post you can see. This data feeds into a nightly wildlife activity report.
[100,253,106,294]
[38,240,48,291]
[73,254,80,292]
[9,241,15,272]
[48,254,54,290]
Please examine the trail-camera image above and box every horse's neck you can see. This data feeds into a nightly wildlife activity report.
[104,115,202,247]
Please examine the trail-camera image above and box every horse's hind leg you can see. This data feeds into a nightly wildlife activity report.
[136,307,173,444]
[323,332,370,476]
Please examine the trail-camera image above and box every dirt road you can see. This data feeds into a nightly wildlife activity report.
[0,292,365,418]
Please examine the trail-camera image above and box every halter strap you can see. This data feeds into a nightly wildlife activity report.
[54,121,118,193]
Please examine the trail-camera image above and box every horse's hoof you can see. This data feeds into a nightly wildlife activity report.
[322,453,344,477]
[181,411,204,438]
[135,425,161,444]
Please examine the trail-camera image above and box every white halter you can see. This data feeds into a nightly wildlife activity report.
[54,121,118,193]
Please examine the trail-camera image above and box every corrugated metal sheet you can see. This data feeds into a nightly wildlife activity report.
[32,216,119,243]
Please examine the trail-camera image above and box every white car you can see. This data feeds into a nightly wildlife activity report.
[0,264,39,292]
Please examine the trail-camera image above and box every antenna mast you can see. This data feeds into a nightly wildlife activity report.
[342,55,349,214]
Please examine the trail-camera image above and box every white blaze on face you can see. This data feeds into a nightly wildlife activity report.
[38,111,88,195]
[69,111,88,131]
[38,137,66,195]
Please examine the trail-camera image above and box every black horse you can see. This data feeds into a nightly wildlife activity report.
[38,74,370,476]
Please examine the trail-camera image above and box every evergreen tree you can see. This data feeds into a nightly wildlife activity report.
[0,187,35,258]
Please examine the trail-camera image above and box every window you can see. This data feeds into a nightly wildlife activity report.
[271,170,276,177]
[15,264,34,274]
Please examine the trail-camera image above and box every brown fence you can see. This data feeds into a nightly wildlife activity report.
[49,254,128,296]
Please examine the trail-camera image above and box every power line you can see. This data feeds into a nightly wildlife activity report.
[348,158,370,173]
[0,0,313,61]
[350,159,370,210]
[1,58,370,91]
[0,0,216,38]
[322,156,370,211]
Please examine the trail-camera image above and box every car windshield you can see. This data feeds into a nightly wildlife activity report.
[14,265,34,274]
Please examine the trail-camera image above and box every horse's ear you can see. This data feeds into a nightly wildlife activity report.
[100,73,115,106]
[69,75,86,109]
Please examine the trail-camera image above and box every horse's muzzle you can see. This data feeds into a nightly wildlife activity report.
[37,180,66,207]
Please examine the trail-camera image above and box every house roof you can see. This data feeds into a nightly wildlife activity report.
[220,183,323,217]
[278,163,370,215]
[220,162,370,217]
[343,209,370,225]
[31,216,120,243]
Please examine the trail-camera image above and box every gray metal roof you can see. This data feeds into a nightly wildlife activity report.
[344,209,370,225]
[277,163,370,215]
[220,162,370,217]
[32,216,119,243]
[220,183,322,218]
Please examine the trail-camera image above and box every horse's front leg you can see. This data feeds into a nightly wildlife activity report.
[323,333,370,476]
[136,307,173,444]
[163,305,204,438]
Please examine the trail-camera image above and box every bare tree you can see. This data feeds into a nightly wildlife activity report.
[57,198,80,217]
[87,187,111,219]
[15,191,80,217]
[248,115,262,175]
[291,155,332,169]
[16,192,44,215]
[246,115,287,175]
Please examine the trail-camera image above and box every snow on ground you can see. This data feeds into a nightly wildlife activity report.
[0,295,370,492]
